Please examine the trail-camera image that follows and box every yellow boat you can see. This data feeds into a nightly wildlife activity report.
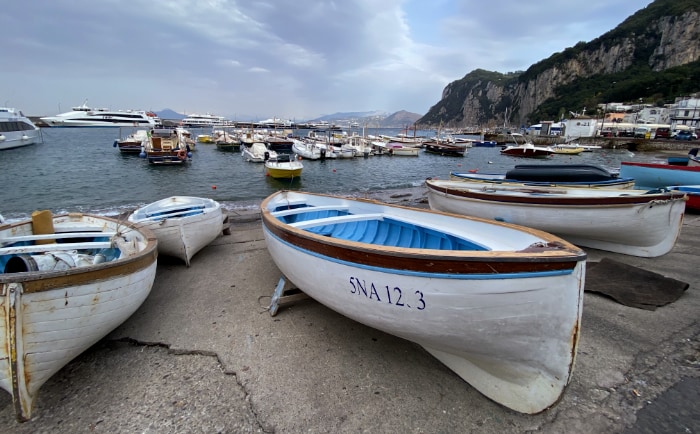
[551,144,585,155]
[265,154,303,179]
[196,134,214,143]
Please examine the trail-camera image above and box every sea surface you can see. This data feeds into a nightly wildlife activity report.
[0,127,666,222]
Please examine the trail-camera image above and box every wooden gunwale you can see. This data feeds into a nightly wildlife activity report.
[261,194,585,275]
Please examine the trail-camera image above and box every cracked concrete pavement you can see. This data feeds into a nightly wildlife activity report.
[1,189,699,433]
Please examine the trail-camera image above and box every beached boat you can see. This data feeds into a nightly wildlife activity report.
[619,160,700,188]
[426,179,687,257]
[669,185,700,212]
[450,164,636,189]
[0,211,158,421]
[265,154,303,179]
[128,196,225,266]
[261,190,587,414]
[688,148,699,167]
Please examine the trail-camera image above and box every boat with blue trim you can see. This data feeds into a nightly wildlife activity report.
[261,190,587,414]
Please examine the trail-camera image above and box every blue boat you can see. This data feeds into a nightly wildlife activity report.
[619,161,700,189]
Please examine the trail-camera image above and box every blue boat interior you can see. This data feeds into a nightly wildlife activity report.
[143,204,205,220]
[272,204,487,251]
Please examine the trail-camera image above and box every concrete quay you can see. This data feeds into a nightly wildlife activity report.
[1,190,699,433]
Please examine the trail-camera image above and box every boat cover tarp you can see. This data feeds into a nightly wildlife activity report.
[585,258,689,310]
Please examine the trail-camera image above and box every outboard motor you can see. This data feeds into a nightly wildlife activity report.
[264,151,270,161]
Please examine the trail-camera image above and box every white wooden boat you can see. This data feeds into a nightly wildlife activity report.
[128,196,225,266]
[261,190,587,414]
[0,211,158,421]
[426,179,687,257]
[265,154,303,179]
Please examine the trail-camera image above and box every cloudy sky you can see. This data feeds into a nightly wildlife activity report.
[2,0,651,121]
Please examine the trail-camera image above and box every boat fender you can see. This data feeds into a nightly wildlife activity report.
[187,151,193,158]
[177,149,187,160]
[139,151,147,158]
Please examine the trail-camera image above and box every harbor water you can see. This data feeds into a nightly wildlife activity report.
[1,127,663,221]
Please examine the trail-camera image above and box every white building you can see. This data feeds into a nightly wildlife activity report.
[670,96,700,131]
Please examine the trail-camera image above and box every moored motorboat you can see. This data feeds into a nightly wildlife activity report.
[426,179,687,257]
[265,154,303,179]
[141,128,192,165]
[0,107,42,150]
[500,134,553,158]
[0,211,158,421]
[242,142,277,163]
[128,196,225,266]
[450,164,636,189]
[114,128,149,154]
[261,190,587,414]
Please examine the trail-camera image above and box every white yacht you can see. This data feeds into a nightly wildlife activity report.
[40,100,160,128]
[0,107,41,150]
[181,113,232,128]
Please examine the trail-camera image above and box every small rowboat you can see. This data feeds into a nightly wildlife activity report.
[426,179,687,257]
[262,190,587,414]
[128,196,225,266]
[0,211,158,421]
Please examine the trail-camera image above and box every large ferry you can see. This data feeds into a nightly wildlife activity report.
[40,101,161,128]
[181,113,232,128]
[0,107,42,150]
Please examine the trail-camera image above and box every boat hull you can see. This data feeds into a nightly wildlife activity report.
[261,191,587,414]
[619,161,700,188]
[426,180,687,257]
[0,213,158,421]
[128,196,224,266]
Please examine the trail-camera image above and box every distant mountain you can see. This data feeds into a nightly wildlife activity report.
[378,110,422,128]
[156,109,185,120]
[306,110,422,128]
[306,110,388,123]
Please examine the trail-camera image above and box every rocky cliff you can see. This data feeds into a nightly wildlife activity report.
[418,0,700,128]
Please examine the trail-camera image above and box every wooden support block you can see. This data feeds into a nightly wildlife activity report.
[269,276,309,316]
